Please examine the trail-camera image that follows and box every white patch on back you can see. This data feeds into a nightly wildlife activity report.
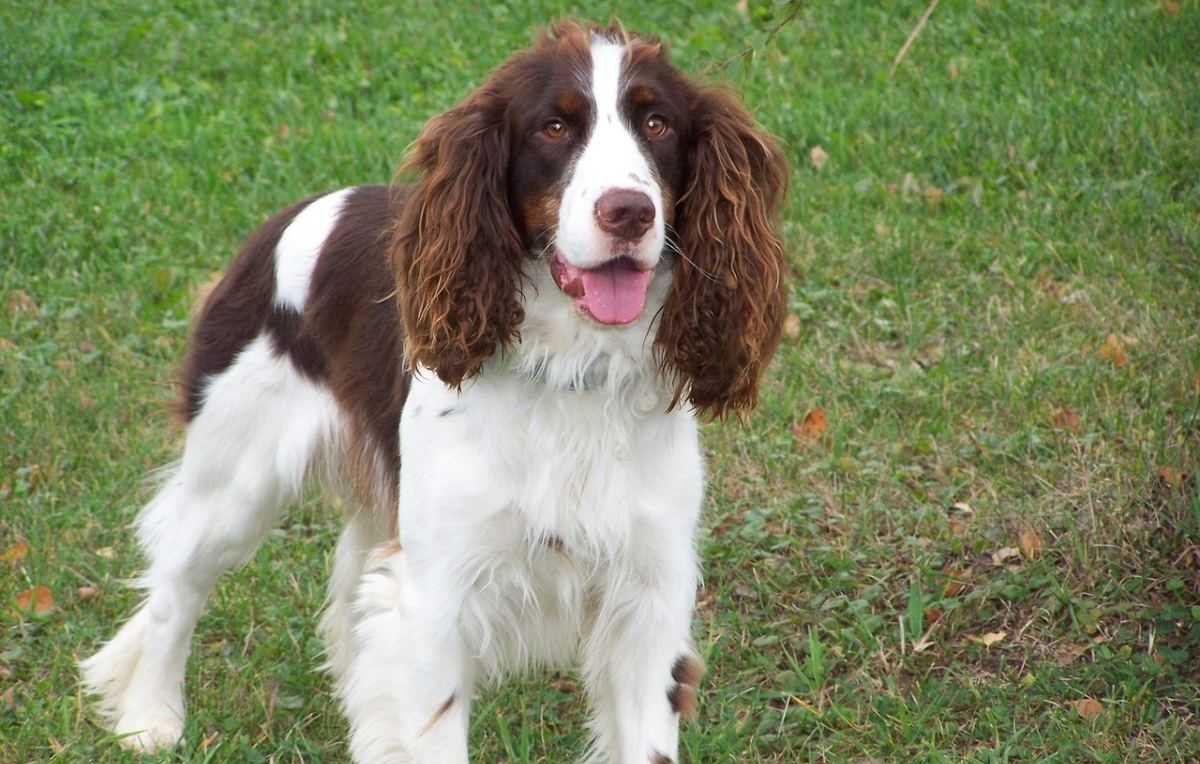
[555,38,665,270]
[273,187,354,311]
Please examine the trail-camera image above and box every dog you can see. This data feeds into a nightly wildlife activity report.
[80,19,787,763]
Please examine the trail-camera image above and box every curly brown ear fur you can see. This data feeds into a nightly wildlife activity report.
[656,87,789,419]
[391,83,526,387]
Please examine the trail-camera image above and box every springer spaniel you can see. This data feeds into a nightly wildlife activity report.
[81,20,787,764]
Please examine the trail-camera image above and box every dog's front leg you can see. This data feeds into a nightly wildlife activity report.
[583,530,703,764]
[341,543,472,764]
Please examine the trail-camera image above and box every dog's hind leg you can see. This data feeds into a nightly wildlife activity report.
[80,335,340,752]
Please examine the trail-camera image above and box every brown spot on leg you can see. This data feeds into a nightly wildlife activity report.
[666,682,698,720]
[671,654,705,688]
[667,653,705,720]
[542,534,567,555]
[416,693,455,737]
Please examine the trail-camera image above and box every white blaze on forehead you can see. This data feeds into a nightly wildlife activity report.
[274,188,353,311]
[555,36,665,270]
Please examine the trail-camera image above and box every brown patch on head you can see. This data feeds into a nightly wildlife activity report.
[630,84,657,108]
[556,90,587,117]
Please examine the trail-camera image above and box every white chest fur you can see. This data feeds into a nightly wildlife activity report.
[397,368,704,675]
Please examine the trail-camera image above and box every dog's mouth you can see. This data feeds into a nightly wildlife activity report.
[550,254,655,326]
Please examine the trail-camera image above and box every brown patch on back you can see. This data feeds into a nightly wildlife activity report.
[178,194,320,422]
[302,185,410,534]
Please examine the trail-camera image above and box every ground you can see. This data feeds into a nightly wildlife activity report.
[2,1,1199,761]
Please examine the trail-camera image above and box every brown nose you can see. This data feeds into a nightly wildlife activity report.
[594,189,655,241]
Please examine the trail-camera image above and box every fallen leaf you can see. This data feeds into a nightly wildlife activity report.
[7,289,37,315]
[1098,334,1128,367]
[2,542,28,563]
[1054,642,1089,666]
[809,145,829,172]
[77,585,99,601]
[14,585,55,615]
[783,314,801,339]
[1018,526,1044,560]
[924,607,943,624]
[794,408,828,440]
[1053,407,1081,432]
[967,631,1006,647]
[992,547,1022,565]
[1157,466,1183,488]
[1074,697,1103,720]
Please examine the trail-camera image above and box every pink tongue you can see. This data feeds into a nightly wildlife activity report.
[577,260,654,325]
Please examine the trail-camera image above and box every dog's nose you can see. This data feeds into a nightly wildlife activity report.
[594,189,655,241]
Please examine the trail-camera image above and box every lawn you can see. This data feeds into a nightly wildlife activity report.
[3,0,1199,761]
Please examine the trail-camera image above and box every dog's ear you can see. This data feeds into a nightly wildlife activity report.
[390,81,526,387]
[656,86,789,418]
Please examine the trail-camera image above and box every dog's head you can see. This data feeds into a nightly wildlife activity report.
[392,20,788,417]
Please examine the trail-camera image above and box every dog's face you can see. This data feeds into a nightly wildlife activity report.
[393,22,789,417]
[505,36,691,326]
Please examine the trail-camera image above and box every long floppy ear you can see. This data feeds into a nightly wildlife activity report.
[391,86,526,387]
[656,86,789,419]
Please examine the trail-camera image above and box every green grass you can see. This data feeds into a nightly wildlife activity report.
[3,0,1200,761]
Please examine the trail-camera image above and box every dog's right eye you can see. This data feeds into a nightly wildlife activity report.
[542,118,568,140]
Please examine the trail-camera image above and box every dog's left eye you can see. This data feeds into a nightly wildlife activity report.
[644,115,670,139]
[543,118,568,140]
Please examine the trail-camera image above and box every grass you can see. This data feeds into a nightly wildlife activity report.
[3,0,1199,761]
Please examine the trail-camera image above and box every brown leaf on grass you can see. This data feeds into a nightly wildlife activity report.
[14,585,55,615]
[947,502,974,537]
[1098,334,1128,367]
[809,145,829,172]
[967,631,1006,647]
[1018,526,1044,560]
[7,289,37,315]
[1157,466,1184,488]
[2,542,28,563]
[1053,407,1081,432]
[783,314,801,339]
[793,409,828,441]
[1074,697,1103,720]
[77,585,99,601]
